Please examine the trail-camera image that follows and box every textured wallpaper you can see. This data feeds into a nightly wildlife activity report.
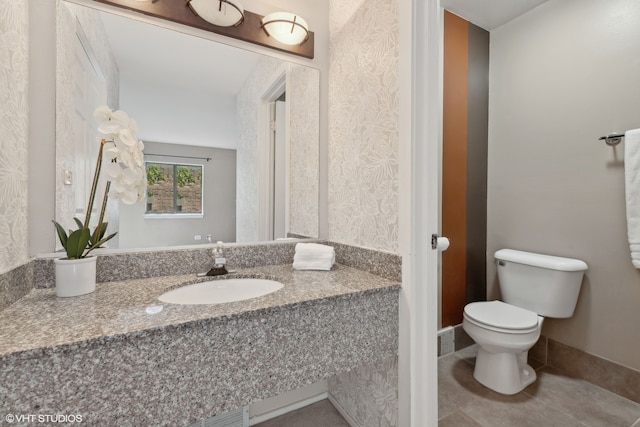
[236,56,285,242]
[55,1,120,239]
[288,64,320,238]
[327,0,400,424]
[237,58,320,242]
[328,0,400,253]
[0,0,29,274]
[329,356,398,426]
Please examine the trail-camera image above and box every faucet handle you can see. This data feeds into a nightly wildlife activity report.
[213,241,226,268]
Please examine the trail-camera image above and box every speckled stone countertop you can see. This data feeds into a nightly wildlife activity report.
[0,263,397,357]
[0,263,399,426]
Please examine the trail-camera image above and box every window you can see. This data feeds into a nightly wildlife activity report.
[145,162,203,215]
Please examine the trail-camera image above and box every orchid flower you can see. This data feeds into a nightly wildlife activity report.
[52,106,147,259]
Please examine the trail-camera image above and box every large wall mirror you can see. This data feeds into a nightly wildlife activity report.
[55,0,320,250]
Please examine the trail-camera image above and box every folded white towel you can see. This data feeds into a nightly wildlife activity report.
[293,259,335,271]
[295,243,335,255]
[293,243,335,270]
[625,128,640,268]
[294,252,335,262]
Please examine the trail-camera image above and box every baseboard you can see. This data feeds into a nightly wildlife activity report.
[447,328,640,404]
[248,392,328,426]
[454,324,474,351]
[328,393,360,427]
[437,324,475,357]
[545,338,640,404]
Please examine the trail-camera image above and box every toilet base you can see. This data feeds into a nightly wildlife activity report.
[473,347,537,395]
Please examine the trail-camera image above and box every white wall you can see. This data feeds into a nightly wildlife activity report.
[488,0,640,370]
[55,0,120,241]
[121,80,237,150]
[118,142,236,249]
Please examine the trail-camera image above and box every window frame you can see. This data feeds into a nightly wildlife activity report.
[144,160,204,219]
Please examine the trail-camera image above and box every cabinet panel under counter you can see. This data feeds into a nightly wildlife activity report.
[0,264,399,426]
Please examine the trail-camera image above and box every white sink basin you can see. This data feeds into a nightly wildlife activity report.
[158,278,284,305]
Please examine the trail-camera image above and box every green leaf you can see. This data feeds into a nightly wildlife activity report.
[90,222,109,246]
[85,232,117,256]
[98,222,108,240]
[73,218,83,229]
[52,220,68,248]
[65,228,91,259]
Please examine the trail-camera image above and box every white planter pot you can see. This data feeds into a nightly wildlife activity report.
[54,256,97,297]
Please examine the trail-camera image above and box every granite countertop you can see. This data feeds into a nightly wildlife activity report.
[0,263,400,359]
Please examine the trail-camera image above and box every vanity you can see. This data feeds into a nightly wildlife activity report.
[0,244,400,426]
[0,3,400,423]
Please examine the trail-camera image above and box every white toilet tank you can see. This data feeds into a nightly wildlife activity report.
[495,249,588,318]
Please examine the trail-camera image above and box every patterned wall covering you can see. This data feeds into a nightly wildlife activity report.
[328,0,399,253]
[55,1,120,239]
[288,64,319,238]
[329,356,398,426]
[0,0,29,274]
[236,56,285,242]
[327,0,399,424]
[237,58,320,242]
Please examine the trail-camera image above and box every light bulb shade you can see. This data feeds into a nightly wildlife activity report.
[187,0,245,27]
[261,12,309,46]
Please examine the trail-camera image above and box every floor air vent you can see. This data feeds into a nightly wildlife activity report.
[189,406,248,427]
[438,326,455,356]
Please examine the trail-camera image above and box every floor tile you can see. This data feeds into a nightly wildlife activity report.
[524,367,640,427]
[438,392,458,421]
[548,339,640,404]
[440,347,640,427]
[438,410,482,427]
[459,392,586,427]
[439,349,585,427]
[253,399,350,427]
[453,344,478,366]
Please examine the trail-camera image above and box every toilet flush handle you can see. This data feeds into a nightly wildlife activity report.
[431,234,450,251]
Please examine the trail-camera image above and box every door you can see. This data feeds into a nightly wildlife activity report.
[72,29,107,225]
[273,100,287,239]
[402,1,444,425]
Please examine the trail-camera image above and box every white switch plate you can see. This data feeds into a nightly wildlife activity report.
[63,170,73,185]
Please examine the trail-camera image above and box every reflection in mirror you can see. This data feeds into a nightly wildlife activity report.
[55,1,319,250]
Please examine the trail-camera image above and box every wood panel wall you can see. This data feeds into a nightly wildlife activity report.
[441,11,489,327]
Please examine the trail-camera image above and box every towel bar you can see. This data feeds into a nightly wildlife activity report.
[598,133,624,146]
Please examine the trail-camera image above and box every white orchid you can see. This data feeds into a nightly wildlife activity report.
[104,162,146,205]
[95,105,147,205]
[52,105,147,259]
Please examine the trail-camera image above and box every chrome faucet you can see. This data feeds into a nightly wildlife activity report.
[206,241,228,276]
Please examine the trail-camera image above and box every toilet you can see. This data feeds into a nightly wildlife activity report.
[462,249,588,395]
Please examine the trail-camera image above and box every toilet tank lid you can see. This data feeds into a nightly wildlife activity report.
[495,249,588,272]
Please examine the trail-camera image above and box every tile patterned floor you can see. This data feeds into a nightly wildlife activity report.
[253,346,640,426]
[439,345,640,427]
[253,400,350,427]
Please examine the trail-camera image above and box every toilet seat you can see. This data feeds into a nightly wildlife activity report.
[464,301,539,334]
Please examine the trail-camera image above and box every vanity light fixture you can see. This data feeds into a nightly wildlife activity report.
[261,12,310,46]
[94,0,314,58]
[187,0,245,27]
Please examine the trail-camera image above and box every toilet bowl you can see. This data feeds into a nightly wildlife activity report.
[462,249,587,395]
[463,300,543,394]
